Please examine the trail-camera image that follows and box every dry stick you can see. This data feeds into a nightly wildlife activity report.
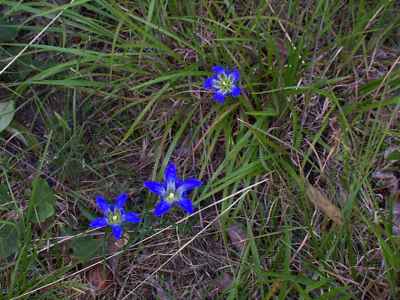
[10,226,173,300]
[119,191,249,300]
[0,0,75,76]
[37,227,102,254]
[10,178,268,300]
[372,55,400,99]
[35,177,267,254]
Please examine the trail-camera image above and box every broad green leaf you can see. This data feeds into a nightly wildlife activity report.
[0,101,16,133]
[387,150,400,161]
[0,18,18,42]
[0,222,18,258]
[77,202,96,221]
[71,236,106,262]
[30,178,56,223]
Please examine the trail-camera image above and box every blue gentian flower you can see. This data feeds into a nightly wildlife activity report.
[203,65,241,104]
[89,193,141,240]
[144,162,202,217]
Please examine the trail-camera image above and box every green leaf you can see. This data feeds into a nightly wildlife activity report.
[71,236,107,262]
[0,18,18,42]
[387,150,400,161]
[30,178,56,223]
[245,108,278,117]
[0,101,16,133]
[0,222,19,258]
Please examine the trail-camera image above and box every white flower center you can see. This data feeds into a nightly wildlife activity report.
[166,191,177,203]
[108,209,122,224]
[213,73,234,94]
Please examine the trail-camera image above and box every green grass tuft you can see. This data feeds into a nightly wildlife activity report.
[1,0,400,299]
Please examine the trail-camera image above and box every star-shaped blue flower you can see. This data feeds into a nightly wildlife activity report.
[89,193,141,240]
[203,65,241,104]
[144,162,203,217]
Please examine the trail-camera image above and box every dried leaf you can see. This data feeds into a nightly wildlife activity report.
[145,276,173,300]
[373,171,399,195]
[227,224,246,252]
[154,287,171,300]
[86,265,112,295]
[264,280,282,300]
[207,273,233,299]
[113,233,129,249]
[276,38,288,62]
[306,184,343,225]
[108,233,129,273]
[216,273,233,290]
[393,202,400,235]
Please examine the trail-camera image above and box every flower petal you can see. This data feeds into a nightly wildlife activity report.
[231,69,240,81]
[203,77,214,90]
[177,198,195,214]
[231,86,241,97]
[213,92,226,103]
[89,217,108,228]
[111,225,123,240]
[144,181,166,196]
[95,195,110,213]
[115,193,128,208]
[153,200,172,217]
[123,212,141,223]
[164,162,177,185]
[177,178,202,195]
[212,65,225,74]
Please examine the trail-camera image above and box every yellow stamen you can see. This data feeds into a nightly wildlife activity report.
[167,192,175,201]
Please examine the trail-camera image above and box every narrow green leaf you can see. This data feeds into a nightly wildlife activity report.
[0,184,12,211]
[245,108,278,117]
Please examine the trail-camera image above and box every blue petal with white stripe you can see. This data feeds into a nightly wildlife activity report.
[144,162,203,217]
[203,66,242,104]
[88,193,142,240]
